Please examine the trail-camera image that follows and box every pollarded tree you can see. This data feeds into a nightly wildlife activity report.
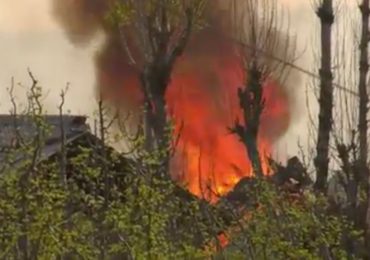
[108,0,206,154]
[357,1,370,256]
[229,0,295,177]
[314,0,335,193]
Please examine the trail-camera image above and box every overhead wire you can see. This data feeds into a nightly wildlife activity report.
[230,37,359,97]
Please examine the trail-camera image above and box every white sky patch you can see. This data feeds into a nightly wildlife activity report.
[0,0,101,118]
[0,0,55,33]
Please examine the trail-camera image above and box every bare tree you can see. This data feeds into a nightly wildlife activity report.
[231,65,266,177]
[58,87,70,260]
[59,87,69,188]
[229,0,294,177]
[358,0,369,176]
[314,0,335,192]
[357,0,370,255]
[111,0,206,153]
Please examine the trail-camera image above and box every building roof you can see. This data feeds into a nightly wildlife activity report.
[0,114,90,165]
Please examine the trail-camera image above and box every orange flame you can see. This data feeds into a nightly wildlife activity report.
[166,29,290,202]
[53,0,291,202]
[97,23,291,203]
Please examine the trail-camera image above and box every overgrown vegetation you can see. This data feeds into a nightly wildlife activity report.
[0,79,359,258]
[4,0,370,259]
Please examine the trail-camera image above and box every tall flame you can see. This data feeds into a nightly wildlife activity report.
[52,0,292,202]
[166,28,290,201]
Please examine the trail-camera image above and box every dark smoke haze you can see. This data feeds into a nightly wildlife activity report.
[52,0,302,197]
[54,0,297,170]
[52,0,300,147]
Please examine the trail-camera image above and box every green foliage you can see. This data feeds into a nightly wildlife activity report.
[0,76,364,258]
[0,80,213,259]
[0,82,363,259]
[216,180,359,260]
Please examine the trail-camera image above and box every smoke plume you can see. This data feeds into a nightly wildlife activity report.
[52,0,300,199]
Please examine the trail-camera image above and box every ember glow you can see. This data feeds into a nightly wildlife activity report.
[53,0,292,202]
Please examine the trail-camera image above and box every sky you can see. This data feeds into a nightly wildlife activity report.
[0,0,101,116]
[0,0,359,158]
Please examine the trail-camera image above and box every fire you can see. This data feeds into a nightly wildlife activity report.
[166,29,290,202]
[98,13,291,203]
[52,0,291,202]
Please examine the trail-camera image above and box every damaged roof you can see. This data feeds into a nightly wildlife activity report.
[0,114,90,165]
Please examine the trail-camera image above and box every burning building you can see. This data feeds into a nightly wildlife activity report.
[52,0,297,202]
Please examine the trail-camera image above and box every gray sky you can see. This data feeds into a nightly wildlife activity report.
[0,0,101,116]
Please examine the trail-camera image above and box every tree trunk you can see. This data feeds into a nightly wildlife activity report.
[231,65,264,177]
[314,0,334,193]
[141,64,170,153]
[360,0,370,257]
[359,0,370,179]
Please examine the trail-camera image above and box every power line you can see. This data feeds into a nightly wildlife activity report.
[220,32,359,97]
[222,1,359,97]
[244,43,360,97]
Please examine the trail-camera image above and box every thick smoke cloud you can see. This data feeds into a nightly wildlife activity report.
[52,0,107,46]
[52,0,300,197]
[52,0,297,133]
